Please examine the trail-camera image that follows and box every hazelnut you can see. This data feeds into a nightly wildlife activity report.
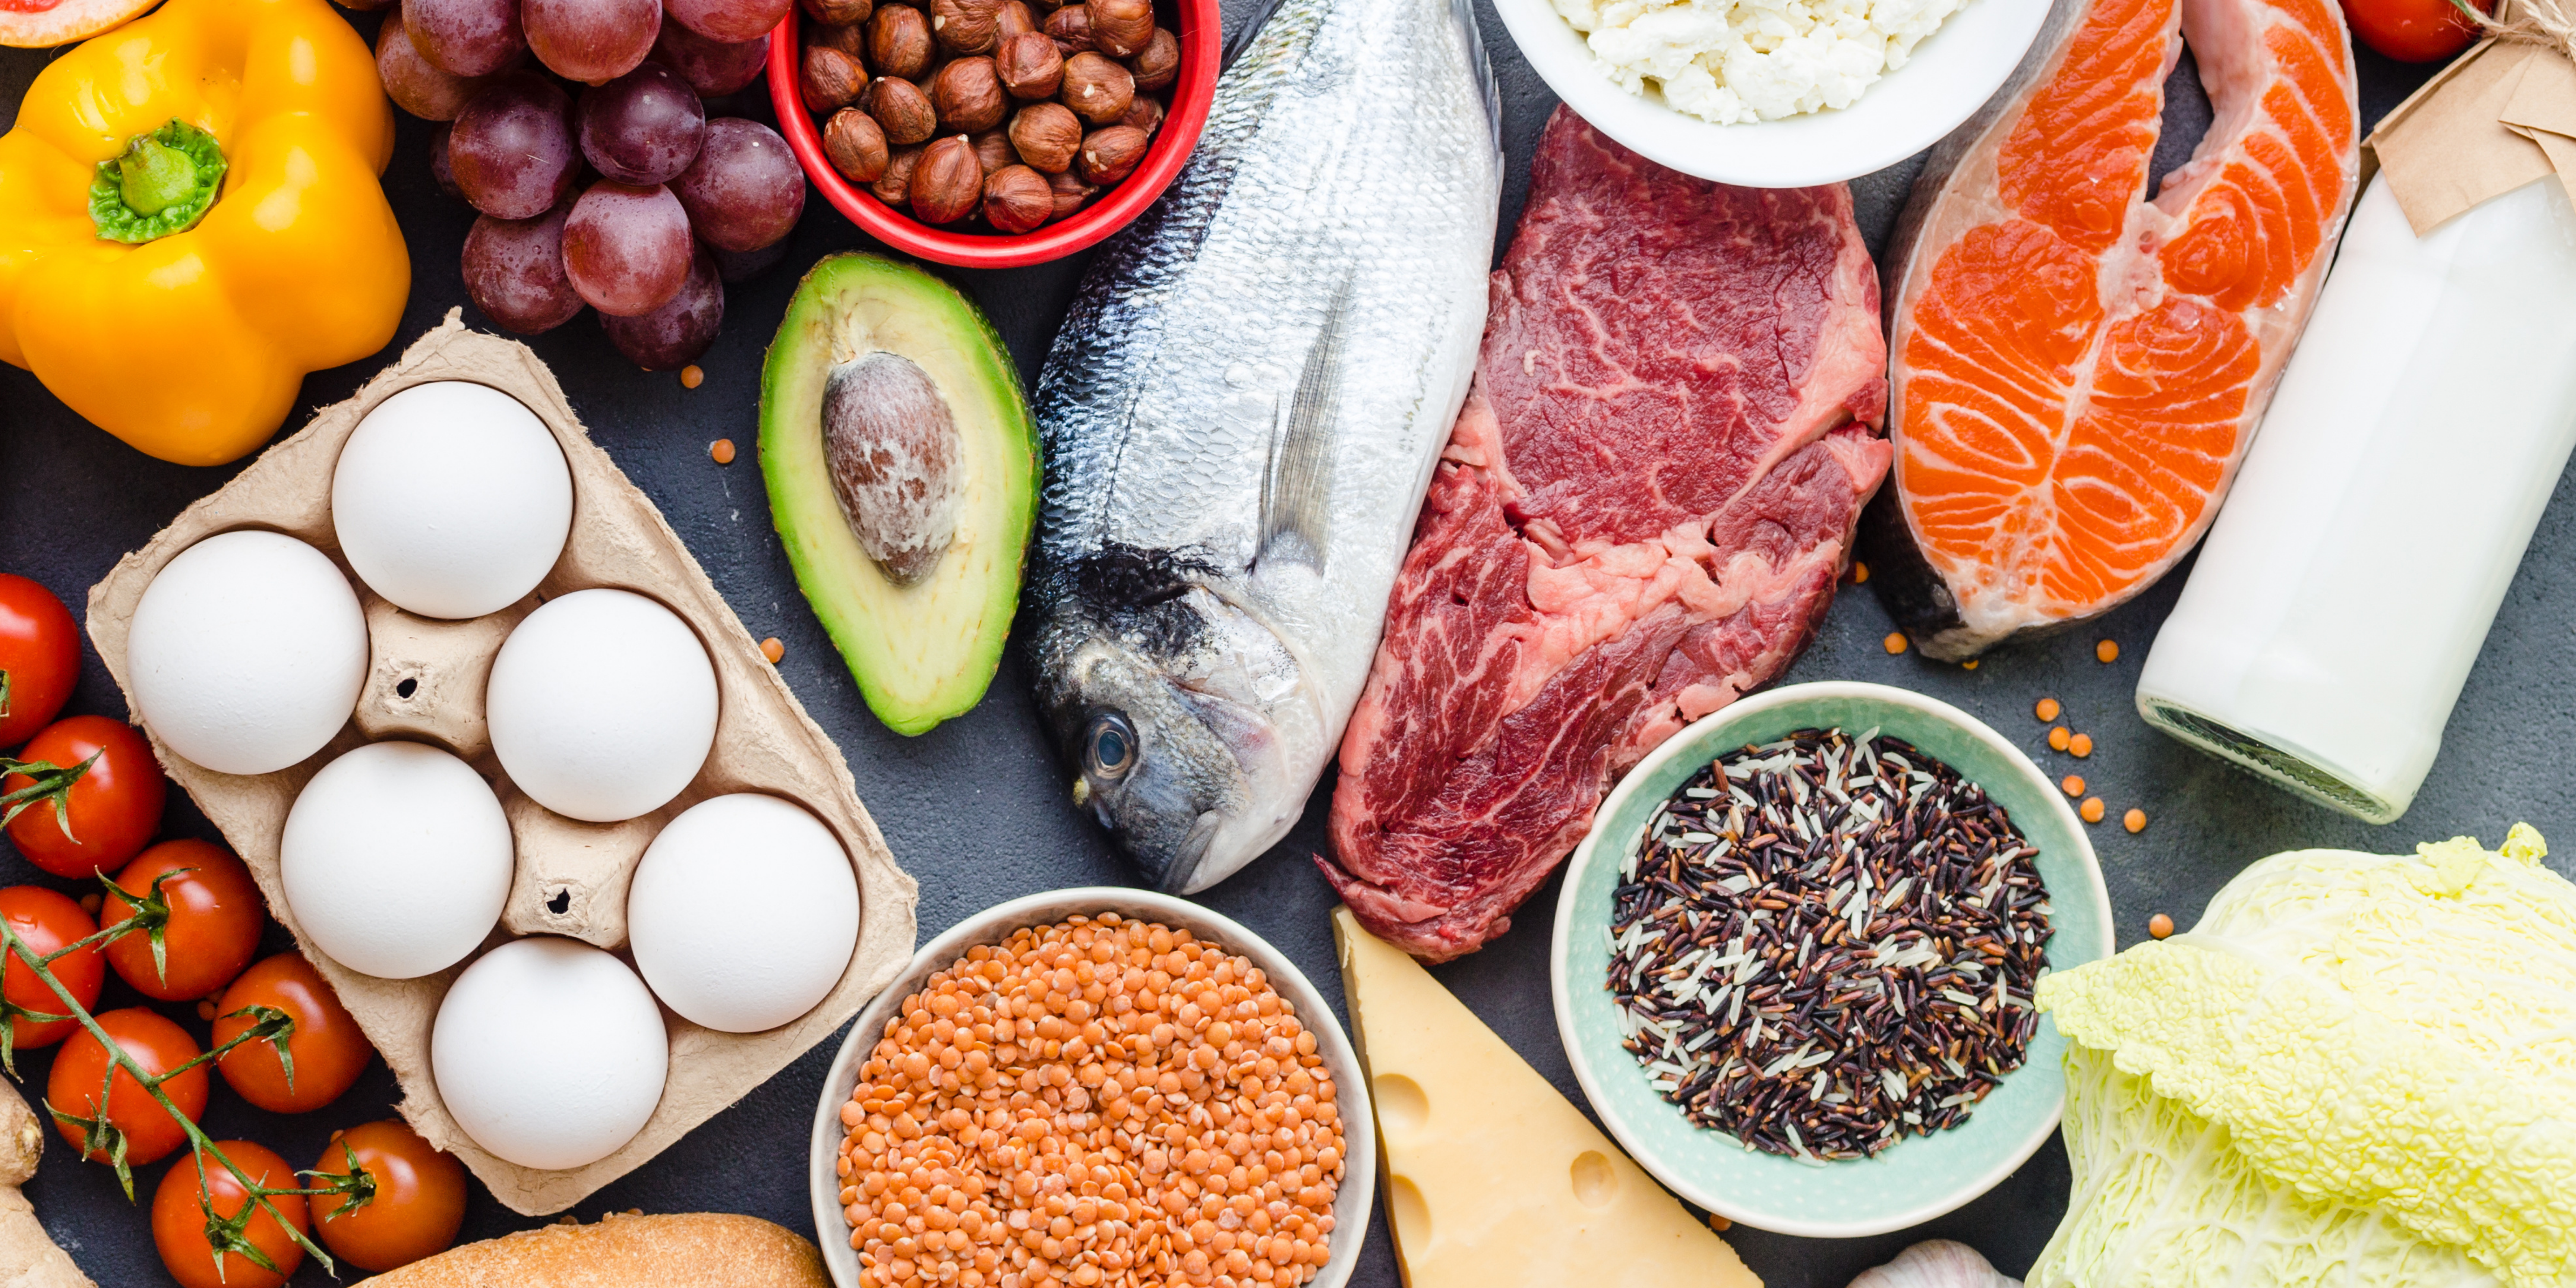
[869,4,935,79]
[1060,51,1134,125]
[1119,92,1162,136]
[874,143,924,205]
[998,0,1036,37]
[1043,4,1093,54]
[984,164,1052,232]
[1047,167,1096,219]
[930,0,1004,53]
[1129,26,1179,91]
[1007,101,1082,172]
[825,107,891,183]
[995,29,1064,99]
[803,0,874,24]
[931,56,1008,132]
[1077,123,1147,185]
[970,127,1017,173]
[868,76,940,144]
[811,16,871,57]
[1086,0,1152,58]
[910,135,984,223]
[802,44,870,113]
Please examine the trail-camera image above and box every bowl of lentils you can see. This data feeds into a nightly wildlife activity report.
[810,887,1375,1288]
[1548,681,2112,1238]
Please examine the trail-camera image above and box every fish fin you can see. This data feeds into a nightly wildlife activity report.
[1259,272,1350,573]
[1221,0,1292,70]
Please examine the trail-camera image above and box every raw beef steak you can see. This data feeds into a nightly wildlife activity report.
[1319,107,1890,960]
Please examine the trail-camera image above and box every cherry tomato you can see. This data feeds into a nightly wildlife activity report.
[2342,0,2485,61]
[0,886,104,1050]
[3,716,165,878]
[151,1139,309,1288]
[0,575,79,750]
[215,952,372,1113]
[311,1120,467,1272]
[47,1006,208,1166]
[104,839,265,1002]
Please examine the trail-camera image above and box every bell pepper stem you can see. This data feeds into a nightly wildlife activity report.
[88,120,227,245]
[117,135,197,216]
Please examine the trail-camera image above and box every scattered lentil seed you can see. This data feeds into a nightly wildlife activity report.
[1853,562,1870,584]
[839,915,1347,1288]
[2095,639,2119,663]
[681,364,705,389]
[1883,632,1907,655]
[761,637,786,664]
[1961,660,1979,671]
[2123,808,2147,834]
[2047,726,2071,752]
[2148,913,2174,939]
[711,438,738,465]
[196,999,218,1022]
[1604,729,2053,1162]
[2068,733,2093,758]
[1707,1212,1731,1232]
[2079,797,2105,824]
[2061,775,2084,797]
[78,893,101,916]
[2034,698,2061,722]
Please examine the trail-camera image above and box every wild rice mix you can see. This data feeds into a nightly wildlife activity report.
[1606,728,2053,1162]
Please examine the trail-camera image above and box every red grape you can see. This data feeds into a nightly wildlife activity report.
[562,180,695,316]
[464,206,588,334]
[578,63,705,185]
[663,0,791,45]
[602,242,724,369]
[338,0,396,11]
[429,122,464,198]
[650,23,768,96]
[450,72,578,219]
[711,237,788,282]
[377,9,496,120]
[671,117,804,253]
[524,0,661,83]
[402,0,526,77]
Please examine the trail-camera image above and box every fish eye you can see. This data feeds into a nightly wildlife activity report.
[1085,711,1137,780]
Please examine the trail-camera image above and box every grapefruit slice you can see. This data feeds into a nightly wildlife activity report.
[1871,0,2359,659]
[0,0,159,47]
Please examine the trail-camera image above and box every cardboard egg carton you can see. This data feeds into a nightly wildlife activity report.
[84,312,919,1216]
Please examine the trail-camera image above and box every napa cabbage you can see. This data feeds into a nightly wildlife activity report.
[2029,825,2576,1288]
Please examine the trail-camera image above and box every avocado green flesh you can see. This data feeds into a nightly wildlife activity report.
[760,253,1039,736]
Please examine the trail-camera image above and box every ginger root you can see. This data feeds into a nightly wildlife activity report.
[0,1077,96,1288]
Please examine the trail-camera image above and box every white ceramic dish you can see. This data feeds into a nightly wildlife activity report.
[1549,682,2113,1237]
[1487,0,2055,187]
[809,888,1377,1288]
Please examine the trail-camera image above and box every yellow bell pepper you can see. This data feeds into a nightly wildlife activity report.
[0,0,409,467]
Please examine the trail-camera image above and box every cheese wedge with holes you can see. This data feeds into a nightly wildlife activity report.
[1332,907,1761,1288]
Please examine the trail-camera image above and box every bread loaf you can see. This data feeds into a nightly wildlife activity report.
[355,1211,829,1287]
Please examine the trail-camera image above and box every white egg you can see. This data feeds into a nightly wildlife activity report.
[332,382,574,619]
[431,937,668,1171]
[485,588,718,823]
[627,794,859,1033]
[280,741,514,979]
[126,530,368,776]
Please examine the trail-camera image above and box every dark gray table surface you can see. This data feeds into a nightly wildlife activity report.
[0,6,2540,1284]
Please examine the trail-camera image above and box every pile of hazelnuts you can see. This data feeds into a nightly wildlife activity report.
[797,0,1177,232]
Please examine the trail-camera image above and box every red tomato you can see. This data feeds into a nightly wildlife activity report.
[312,1120,467,1272]
[2342,0,2485,61]
[0,886,104,1050]
[215,952,372,1113]
[151,1139,309,1288]
[47,1006,208,1166]
[104,839,265,1002]
[3,716,165,878]
[0,575,79,749]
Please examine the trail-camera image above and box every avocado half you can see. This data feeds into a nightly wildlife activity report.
[760,253,1039,735]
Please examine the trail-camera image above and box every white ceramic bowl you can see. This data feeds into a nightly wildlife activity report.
[1549,682,2113,1236]
[809,888,1377,1288]
[1488,0,2055,187]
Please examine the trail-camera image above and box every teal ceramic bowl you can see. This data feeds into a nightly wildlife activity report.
[1548,681,2112,1237]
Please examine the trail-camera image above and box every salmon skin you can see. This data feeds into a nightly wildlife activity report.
[1867,0,2359,660]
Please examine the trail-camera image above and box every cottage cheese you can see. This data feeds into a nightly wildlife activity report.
[1555,0,1969,124]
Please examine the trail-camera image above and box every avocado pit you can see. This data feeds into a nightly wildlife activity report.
[822,350,964,586]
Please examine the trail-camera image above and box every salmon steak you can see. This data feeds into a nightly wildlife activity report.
[1866,0,2359,659]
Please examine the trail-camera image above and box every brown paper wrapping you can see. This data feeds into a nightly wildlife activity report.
[84,312,920,1216]
[2369,21,2576,231]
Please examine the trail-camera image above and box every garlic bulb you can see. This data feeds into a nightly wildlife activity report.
[1846,1241,2021,1288]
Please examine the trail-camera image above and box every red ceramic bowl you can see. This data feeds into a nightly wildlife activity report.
[768,0,1219,268]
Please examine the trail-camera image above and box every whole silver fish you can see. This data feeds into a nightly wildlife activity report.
[1027,0,1501,894]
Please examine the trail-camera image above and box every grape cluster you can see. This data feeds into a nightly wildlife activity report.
[373,0,807,369]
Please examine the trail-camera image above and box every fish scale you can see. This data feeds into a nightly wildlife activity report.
[1027,0,1501,894]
